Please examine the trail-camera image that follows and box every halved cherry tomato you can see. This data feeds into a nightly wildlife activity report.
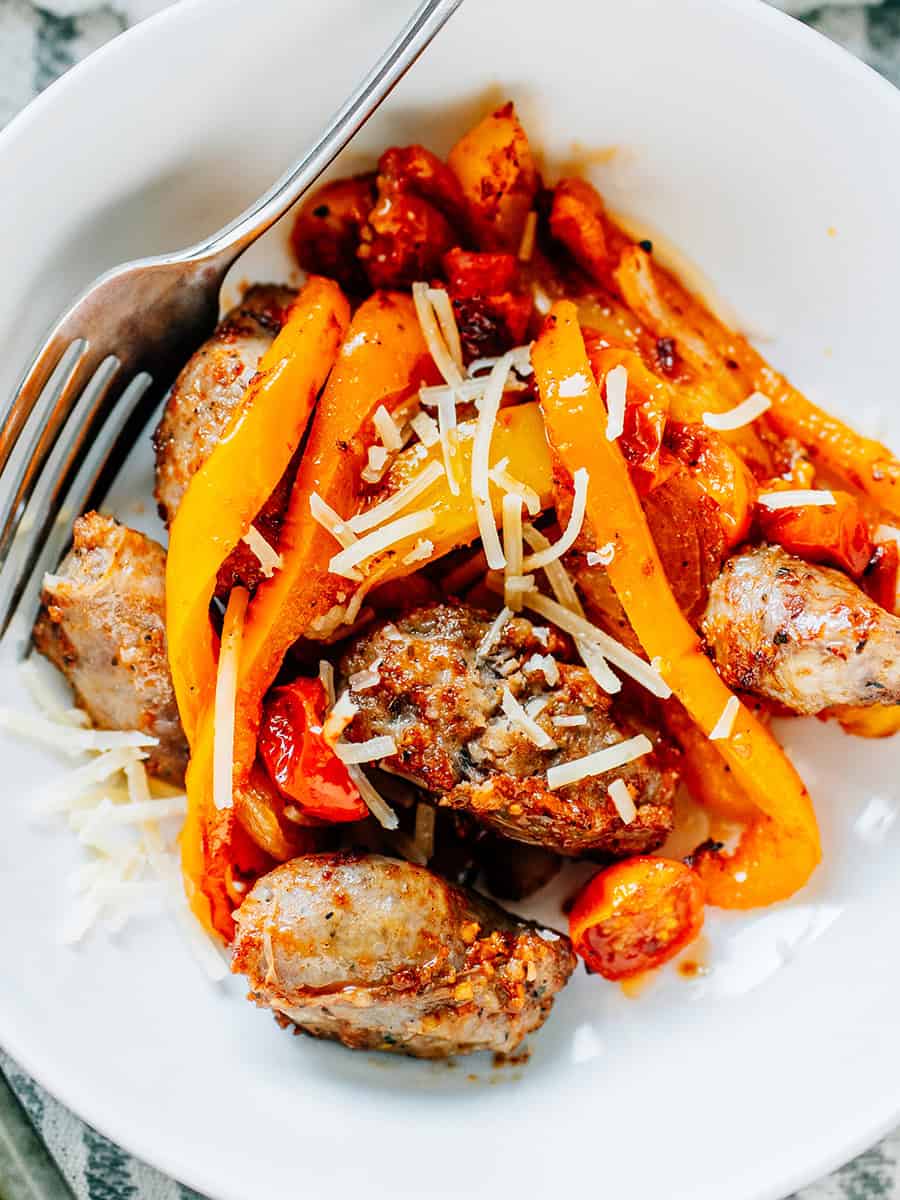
[568,857,705,980]
[665,421,757,548]
[757,489,872,578]
[442,249,519,297]
[258,678,367,823]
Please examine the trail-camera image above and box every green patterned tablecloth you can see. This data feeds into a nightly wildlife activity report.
[0,1,898,1197]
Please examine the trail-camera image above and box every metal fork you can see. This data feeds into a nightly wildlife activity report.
[0,0,463,646]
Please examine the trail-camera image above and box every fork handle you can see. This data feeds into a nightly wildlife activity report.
[192,0,464,270]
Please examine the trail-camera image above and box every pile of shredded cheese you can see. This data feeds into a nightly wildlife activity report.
[10,658,227,978]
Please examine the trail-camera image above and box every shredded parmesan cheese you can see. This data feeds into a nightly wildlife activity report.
[708,694,740,741]
[348,657,382,692]
[419,378,487,406]
[19,658,87,727]
[309,492,358,549]
[518,210,538,262]
[757,489,836,510]
[335,735,398,764]
[348,460,445,534]
[361,444,390,484]
[608,778,637,824]
[322,691,358,744]
[605,365,628,441]
[501,686,557,750]
[328,509,435,580]
[502,492,525,610]
[547,734,652,790]
[552,714,587,728]
[412,282,465,389]
[517,590,672,698]
[427,287,464,376]
[489,456,542,516]
[241,524,283,579]
[0,708,156,758]
[702,391,771,431]
[410,410,440,448]
[346,763,398,829]
[373,404,405,452]
[472,352,515,570]
[32,747,147,814]
[587,542,616,567]
[521,468,589,571]
[212,586,248,811]
[524,653,560,686]
[477,606,513,659]
[437,387,461,498]
[520,525,622,694]
[402,538,434,566]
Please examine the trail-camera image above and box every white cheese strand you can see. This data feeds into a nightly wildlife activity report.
[502,492,525,610]
[517,588,671,698]
[702,391,771,431]
[501,686,557,750]
[346,764,399,830]
[309,492,358,549]
[757,489,836,510]
[520,468,589,571]
[328,509,436,580]
[212,586,249,811]
[708,694,741,741]
[373,404,405,452]
[547,734,652,791]
[489,456,542,516]
[608,778,637,824]
[412,282,465,389]
[335,735,398,764]
[241,524,283,579]
[605,364,628,441]
[348,460,445,534]
[477,606,513,659]
[427,287,464,376]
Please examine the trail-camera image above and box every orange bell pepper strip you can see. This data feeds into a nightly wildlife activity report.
[166,276,350,747]
[533,301,821,908]
[230,291,440,778]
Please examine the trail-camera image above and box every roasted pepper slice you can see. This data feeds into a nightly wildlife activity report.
[166,276,349,746]
[533,302,821,908]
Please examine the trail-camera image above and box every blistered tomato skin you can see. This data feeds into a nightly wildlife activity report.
[757,490,873,579]
[568,857,705,980]
[259,679,367,823]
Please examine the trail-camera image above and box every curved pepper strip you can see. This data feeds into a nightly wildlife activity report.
[612,240,900,516]
[533,301,821,909]
[166,276,349,746]
[171,278,349,938]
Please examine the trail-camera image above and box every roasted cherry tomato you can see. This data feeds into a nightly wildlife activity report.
[862,538,899,613]
[584,341,669,492]
[568,857,705,980]
[665,421,757,548]
[443,249,519,297]
[756,489,872,578]
[259,678,367,823]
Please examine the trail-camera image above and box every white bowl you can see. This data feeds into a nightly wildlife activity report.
[1,2,899,1198]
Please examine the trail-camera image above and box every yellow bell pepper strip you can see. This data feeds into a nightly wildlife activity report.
[533,301,821,909]
[166,276,349,747]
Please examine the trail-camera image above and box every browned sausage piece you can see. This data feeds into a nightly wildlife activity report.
[702,544,900,714]
[232,851,576,1058]
[339,604,677,857]
[32,513,188,784]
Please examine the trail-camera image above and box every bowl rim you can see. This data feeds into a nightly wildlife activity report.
[3,1,900,1197]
